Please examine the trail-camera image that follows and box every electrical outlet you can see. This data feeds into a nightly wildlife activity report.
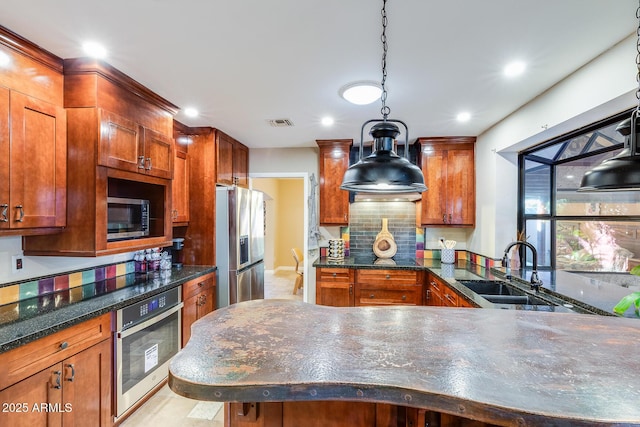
[11,254,24,274]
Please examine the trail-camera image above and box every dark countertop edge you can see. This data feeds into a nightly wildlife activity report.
[167,379,624,427]
[0,266,216,353]
[313,257,604,315]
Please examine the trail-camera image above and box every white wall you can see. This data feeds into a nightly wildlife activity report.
[471,33,637,258]
[0,236,134,285]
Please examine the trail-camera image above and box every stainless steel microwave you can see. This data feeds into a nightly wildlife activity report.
[107,197,150,241]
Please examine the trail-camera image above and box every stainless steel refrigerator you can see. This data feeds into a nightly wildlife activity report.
[215,186,265,308]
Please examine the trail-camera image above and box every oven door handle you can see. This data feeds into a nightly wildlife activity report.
[118,302,184,339]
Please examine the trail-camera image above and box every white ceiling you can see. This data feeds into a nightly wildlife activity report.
[0,1,636,149]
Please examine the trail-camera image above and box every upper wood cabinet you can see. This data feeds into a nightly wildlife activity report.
[23,58,178,256]
[172,121,191,225]
[98,111,173,179]
[0,27,67,236]
[316,139,352,226]
[416,137,476,227]
[217,131,249,187]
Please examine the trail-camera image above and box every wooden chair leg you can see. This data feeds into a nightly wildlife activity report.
[293,274,303,295]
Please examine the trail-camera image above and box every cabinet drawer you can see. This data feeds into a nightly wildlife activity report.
[356,286,422,306]
[357,269,418,285]
[0,313,111,390]
[183,274,215,300]
[442,286,459,307]
[317,268,354,283]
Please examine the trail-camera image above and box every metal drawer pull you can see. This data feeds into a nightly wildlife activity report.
[52,371,62,389]
[402,295,406,300]
[370,294,375,298]
[449,213,452,223]
[0,204,8,222]
[15,205,24,222]
[65,363,75,382]
[332,273,337,277]
[138,156,145,169]
[385,274,390,279]
[59,341,68,350]
[146,157,152,170]
[442,213,447,223]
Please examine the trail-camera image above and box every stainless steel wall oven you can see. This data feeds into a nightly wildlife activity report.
[114,286,182,420]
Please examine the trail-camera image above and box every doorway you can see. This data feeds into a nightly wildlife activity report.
[251,173,309,302]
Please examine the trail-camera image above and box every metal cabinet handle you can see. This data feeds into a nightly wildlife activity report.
[138,156,145,169]
[65,363,75,382]
[59,341,68,350]
[52,370,62,389]
[0,204,7,222]
[402,295,406,300]
[425,290,431,300]
[332,273,337,278]
[449,213,452,223]
[385,274,390,279]
[15,205,24,222]
[370,294,375,298]
[349,284,353,295]
[146,157,152,170]
[442,213,447,223]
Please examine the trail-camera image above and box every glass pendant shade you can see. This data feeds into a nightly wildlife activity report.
[578,114,640,192]
[340,121,427,193]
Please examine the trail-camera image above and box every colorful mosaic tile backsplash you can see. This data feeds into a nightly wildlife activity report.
[0,261,135,306]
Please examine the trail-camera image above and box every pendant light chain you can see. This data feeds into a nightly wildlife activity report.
[380,0,390,120]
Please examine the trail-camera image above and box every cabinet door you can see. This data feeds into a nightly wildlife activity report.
[0,362,63,427]
[233,142,249,187]
[9,91,66,229]
[98,110,142,173]
[316,268,354,307]
[172,148,190,223]
[217,133,234,185]
[182,293,198,347]
[0,87,9,227]
[317,140,351,225]
[62,339,112,427]
[197,287,215,320]
[420,147,446,226]
[142,127,173,179]
[446,147,475,226]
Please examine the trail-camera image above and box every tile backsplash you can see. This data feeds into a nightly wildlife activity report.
[348,201,416,258]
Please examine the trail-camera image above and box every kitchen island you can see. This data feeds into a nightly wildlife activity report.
[169,299,640,427]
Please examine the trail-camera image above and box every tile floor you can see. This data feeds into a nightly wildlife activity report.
[120,269,301,427]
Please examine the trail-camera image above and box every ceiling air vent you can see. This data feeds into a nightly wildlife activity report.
[268,118,294,127]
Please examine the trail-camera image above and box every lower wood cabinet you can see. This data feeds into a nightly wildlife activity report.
[315,268,354,307]
[0,314,112,427]
[425,273,477,308]
[182,273,216,346]
[226,401,498,427]
[355,270,423,306]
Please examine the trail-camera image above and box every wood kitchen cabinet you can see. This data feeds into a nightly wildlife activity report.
[425,272,477,308]
[0,314,112,427]
[316,139,352,225]
[416,137,476,227]
[23,58,177,256]
[217,131,249,187]
[172,121,191,225]
[0,28,67,236]
[354,269,423,306]
[315,268,354,307]
[182,273,216,346]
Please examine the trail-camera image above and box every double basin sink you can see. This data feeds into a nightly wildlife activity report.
[457,279,553,308]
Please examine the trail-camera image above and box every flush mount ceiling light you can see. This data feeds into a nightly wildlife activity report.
[457,112,471,122]
[579,2,640,192]
[321,116,335,126]
[339,81,382,105]
[184,107,199,118]
[340,0,426,194]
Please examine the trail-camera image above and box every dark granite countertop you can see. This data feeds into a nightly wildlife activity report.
[169,299,640,426]
[0,265,216,353]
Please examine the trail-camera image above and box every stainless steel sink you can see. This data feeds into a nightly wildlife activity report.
[481,294,550,305]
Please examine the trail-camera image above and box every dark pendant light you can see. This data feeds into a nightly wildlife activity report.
[578,1,640,192]
[340,0,426,194]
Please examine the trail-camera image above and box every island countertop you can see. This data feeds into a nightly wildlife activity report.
[169,299,640,427]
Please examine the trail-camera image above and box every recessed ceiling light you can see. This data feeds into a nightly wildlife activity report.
[504,61,526,77]
[321,116,334,126]
[184,107,199,118]
[339,81,382,105]
[456,112,471,122]
[82,41,107,59]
